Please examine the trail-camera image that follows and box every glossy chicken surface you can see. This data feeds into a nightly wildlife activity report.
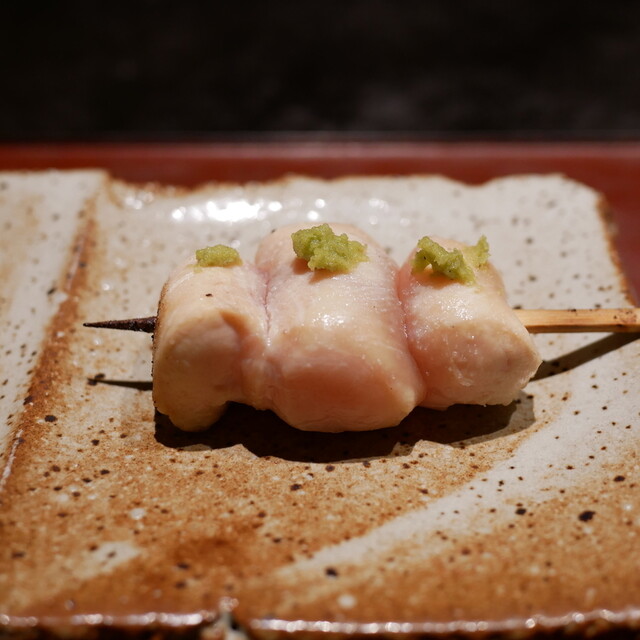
[256,224,424,431]
[153,227,540,432]
[153,259,268,431]
[397,238,541,409]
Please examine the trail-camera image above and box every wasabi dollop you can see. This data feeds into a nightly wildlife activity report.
[412,235,490,284]
[195,245,242,268]
[291,224,368,272]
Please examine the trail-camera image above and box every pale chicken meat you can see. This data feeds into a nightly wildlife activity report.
[255,224,424,432]
[153,258,268,431]
[152,227,540,433]
[397,237,541,410]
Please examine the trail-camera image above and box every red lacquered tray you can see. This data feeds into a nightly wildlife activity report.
[1,140,638,296]
[2,141,640,638]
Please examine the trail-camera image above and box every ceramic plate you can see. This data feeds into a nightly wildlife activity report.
[0,171,638,637]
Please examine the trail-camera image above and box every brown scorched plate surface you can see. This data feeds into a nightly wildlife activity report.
[0,167,638,638]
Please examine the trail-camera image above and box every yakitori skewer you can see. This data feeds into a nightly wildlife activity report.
[83,225,640,432]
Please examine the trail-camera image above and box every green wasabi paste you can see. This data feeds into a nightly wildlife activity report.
[195,245,242,268]
[465,235,490,268]
[412,235,490,284]
[291,224,368,272]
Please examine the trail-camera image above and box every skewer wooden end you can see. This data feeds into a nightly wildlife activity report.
[515,308,640,333]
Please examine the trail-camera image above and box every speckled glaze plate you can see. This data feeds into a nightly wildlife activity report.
[0,170,638,638]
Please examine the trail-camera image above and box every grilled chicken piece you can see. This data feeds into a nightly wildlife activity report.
[397,238,541,409]
[153,258,268,431]
[153,230,540,433]
[255,223,424,432]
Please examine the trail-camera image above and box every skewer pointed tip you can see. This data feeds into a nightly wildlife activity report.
[83,316,156,333]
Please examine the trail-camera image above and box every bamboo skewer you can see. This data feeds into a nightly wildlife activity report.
[83,308,640,335]
[515,308,640,333]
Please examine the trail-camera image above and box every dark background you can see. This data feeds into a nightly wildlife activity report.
[1,0,639,140]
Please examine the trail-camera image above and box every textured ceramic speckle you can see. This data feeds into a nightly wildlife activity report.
[0,172,638,637]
